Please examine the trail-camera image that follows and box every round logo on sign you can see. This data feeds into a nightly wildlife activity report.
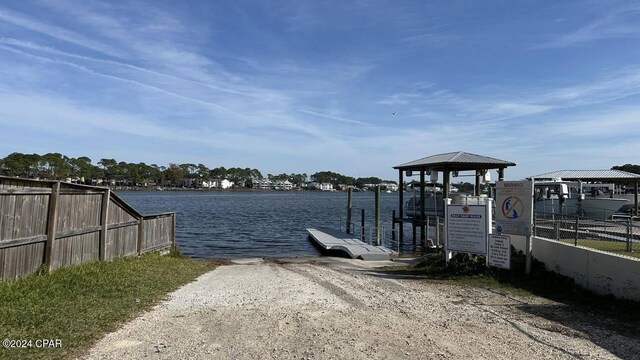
[501,197,522,219]
[496,225,503,233]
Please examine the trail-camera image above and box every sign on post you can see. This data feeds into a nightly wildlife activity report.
[446,204,488,255]
[495,181,534,236]
[488,234,511,269]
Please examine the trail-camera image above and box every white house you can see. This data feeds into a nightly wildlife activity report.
[220,179,234,189]
[319,183,333,191]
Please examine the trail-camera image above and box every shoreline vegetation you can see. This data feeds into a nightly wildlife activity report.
[0,152,397,191]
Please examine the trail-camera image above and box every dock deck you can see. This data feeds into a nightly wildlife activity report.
[306,228,395,260]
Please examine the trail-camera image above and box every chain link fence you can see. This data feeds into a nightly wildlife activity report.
[533,212,639,258]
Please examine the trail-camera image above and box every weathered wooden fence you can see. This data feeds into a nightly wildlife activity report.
[0,176,175,280]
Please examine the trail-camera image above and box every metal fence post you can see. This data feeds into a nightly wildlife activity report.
[627,218,632,252]
[435,216,440,246]
[574,216,579,246]
[426,216,430,245]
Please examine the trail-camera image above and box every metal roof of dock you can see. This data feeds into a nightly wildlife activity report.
[393,151,516,171]
[528,170,640,183]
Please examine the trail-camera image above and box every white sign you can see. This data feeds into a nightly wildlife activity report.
[488,234,511,269]
[495,181,533,236]
[446,204,487,255]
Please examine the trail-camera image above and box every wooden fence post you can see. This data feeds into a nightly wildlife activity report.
[44,182,60,272]
[99,189,110,261]
[137,216,144,255]
[172,213,177,252]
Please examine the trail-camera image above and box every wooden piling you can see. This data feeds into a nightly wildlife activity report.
[391,210,396,241]
[419,170,426,244]
[361,209,365,242]
[346,187,353,235]
[375,186,381,246]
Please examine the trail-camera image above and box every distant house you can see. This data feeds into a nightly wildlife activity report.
[220,179,234,189]
[207,179,234,189]
[319,183,333,191]
[275,180,293,190]
[382,182,399,192]
[201,180,216,188]
[253,179,273,190]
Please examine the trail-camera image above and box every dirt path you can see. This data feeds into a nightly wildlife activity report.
[84,257,639,359]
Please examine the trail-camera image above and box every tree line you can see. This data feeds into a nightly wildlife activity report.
[0,152,396,189]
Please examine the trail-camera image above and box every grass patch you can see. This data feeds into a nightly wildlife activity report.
[386,249,640,332]
[558,238,640,258]
[0,252,220,360]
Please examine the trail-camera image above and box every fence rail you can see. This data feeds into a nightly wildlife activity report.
[534,211,639,258]
[0,176,176,280]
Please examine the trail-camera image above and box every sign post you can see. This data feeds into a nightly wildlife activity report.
[495,181,534,274]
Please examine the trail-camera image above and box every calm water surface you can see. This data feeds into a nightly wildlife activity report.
[117,190,412,258]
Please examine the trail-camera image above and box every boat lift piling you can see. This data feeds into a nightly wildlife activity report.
[375,186,381,246]
[346,188,353,235]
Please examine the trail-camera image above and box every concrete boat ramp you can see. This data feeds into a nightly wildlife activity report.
[306,227,396,260]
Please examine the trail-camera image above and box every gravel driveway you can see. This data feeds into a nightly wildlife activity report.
[84,257,639,359]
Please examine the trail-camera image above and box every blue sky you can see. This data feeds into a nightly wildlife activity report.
[1,1,639,181]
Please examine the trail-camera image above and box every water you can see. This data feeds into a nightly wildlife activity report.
[116,190,413,258]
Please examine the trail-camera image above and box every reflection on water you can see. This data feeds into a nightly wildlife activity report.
[116,190,423,258]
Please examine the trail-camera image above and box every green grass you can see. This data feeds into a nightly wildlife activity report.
[557,238,640,258]
[385,250,640,334]
[0,252,220,360]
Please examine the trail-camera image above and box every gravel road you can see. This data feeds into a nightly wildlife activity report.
[84,257,639,359]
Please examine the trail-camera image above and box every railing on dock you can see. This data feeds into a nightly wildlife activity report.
[0,176,176,281]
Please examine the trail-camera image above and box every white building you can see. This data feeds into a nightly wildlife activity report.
[319,183,333,191]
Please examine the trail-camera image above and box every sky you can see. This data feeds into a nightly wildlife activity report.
[1,0,639,181]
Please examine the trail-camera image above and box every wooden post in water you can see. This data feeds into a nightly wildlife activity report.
[346,187,353,235]
[44,182,60,272]
[398,169,404,247]
[391,210,396,241]
[375,186,381,246]
[361,209,365,242]
[412,223,417,247]
[419,170,426,245]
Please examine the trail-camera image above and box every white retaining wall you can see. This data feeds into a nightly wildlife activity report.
[511,235,640,301]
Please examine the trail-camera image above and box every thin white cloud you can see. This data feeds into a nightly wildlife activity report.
[298,109,370,126]
[0,6,125,57]
[535,5,640,48]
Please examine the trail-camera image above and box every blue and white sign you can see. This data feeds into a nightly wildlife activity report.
[495,181,533,236]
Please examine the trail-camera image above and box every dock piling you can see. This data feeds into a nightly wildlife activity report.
[361,209,365,242]
[375,186,381,246]
[391,210,396,241]
[346,188,353,235]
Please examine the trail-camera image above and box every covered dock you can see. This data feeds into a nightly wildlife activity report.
[528,169,640,216]
[393,151,516,247]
